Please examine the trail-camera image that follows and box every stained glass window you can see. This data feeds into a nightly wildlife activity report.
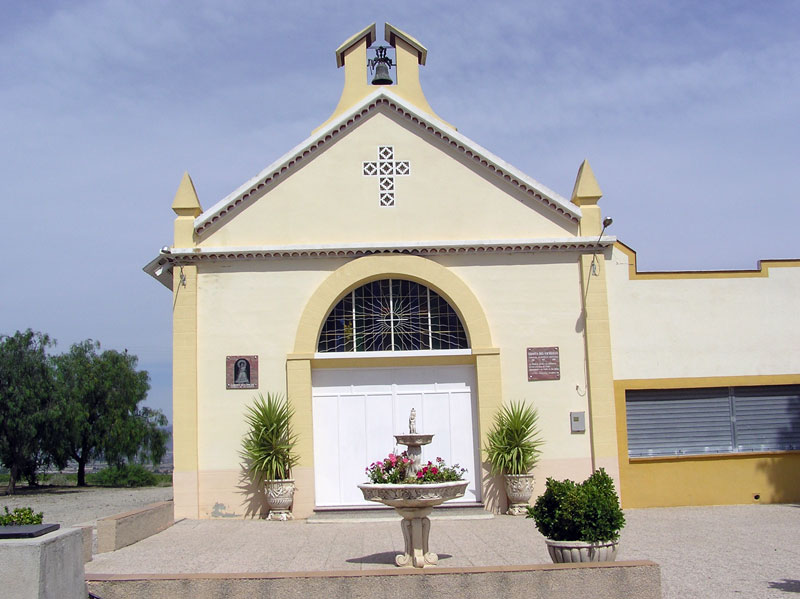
[317,279,469,352]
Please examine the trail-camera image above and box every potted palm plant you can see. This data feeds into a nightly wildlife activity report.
[483,401,543,515]
[241,392,298,520]
[526,468,625,562]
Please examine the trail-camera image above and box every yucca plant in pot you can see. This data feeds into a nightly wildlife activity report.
[241,392,298,520]
[483,401,543,515]
[526,468,625,562]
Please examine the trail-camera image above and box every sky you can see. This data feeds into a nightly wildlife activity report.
[2,1,798,423]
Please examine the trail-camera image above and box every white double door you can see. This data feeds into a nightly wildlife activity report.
[312,365,480,507]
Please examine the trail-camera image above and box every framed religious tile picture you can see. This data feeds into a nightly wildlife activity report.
[226,355,258,389]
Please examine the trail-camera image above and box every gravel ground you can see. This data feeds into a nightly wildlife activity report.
[0,485,173,526]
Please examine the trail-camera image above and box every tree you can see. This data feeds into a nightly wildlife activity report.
[0,330,59,494]
[52,340,168,486]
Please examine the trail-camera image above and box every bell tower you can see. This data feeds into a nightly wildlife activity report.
[314,23,451,133]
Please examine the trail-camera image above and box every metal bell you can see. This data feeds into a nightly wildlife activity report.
[371,62,393,85]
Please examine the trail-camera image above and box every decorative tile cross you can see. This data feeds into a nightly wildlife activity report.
[362,146,411,207]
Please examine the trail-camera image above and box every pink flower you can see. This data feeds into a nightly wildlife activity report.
[402,457,409,464]
[431,467,438,475]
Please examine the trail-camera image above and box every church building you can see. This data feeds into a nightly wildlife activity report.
[145,24,800,520]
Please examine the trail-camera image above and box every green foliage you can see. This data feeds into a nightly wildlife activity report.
[241,393,298,481]
[0,332,168,491]
[526,469,625,543]
[484,401,543,475]
[91,464,158,487]
[0,330,61,494]
[0,506,44,526]
[414,457,466,483]
[41,473,72,486]
[51,340,169,486]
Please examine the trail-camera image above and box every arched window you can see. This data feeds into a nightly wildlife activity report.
[317,279,469,352]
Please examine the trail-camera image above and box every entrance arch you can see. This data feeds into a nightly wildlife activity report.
[292,255,493,354]
[287,255,501,512]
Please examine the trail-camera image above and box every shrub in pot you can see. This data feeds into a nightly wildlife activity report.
[241,392,298,520]
[526,468,625,562]
[483,401,543,515]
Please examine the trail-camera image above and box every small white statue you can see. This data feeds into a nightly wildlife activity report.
[409,408,417,434]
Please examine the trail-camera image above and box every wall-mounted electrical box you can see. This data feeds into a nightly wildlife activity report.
[570,411,586,433]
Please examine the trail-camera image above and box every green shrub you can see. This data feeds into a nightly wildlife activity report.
[527,469,625,542]
[484,401,543,475]
[241,393,298,481]
[0,506,44,526]
[43,473,73,486]
[92,464,158,488]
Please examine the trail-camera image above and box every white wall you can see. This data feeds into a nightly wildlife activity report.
[607,246,800,381]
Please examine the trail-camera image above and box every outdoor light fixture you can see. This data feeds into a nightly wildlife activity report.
[591,216,613,276]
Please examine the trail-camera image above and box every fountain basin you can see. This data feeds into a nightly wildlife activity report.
[358,480,468,508]
[393,433,434,446]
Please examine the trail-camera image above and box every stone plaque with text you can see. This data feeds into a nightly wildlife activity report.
[527,347,560,381]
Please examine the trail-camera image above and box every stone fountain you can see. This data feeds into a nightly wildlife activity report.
[358,409,468,568]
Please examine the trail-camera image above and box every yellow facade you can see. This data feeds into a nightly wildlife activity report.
[615,377,800,507]
[146,24,800,519]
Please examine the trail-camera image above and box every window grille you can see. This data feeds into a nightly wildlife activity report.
[317,279,469,352]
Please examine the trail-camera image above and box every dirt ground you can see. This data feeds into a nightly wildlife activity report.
[0,485,173,526]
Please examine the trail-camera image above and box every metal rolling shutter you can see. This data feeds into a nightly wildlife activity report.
[626,385,800,458]
[626,388,732,457]
[733,385,800,452]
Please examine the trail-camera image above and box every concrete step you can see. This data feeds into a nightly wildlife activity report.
[307,504,493,523]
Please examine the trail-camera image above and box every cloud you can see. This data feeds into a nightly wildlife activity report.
[1,1,798,421]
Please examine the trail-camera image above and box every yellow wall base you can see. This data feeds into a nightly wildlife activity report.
[172,470,199,519]
[615,377,800,507]
[191,467,317,520]
[620,453,800,507]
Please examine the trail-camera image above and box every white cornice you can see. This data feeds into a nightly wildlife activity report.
[143,236,616,289]
[194,88,580,236]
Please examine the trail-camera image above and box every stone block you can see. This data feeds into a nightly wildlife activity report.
[0,526,85,599]
[97,500,174,553]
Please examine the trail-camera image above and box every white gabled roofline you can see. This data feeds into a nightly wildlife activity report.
[194,88,581,235]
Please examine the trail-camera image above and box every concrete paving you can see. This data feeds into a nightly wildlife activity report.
[85,503,800,599]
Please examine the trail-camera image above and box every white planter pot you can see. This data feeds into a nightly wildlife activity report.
[504,473,535,515]
[545,538,619,563]
[265,479,295,520]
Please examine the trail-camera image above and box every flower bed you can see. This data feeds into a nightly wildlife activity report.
[365,452,466,484]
